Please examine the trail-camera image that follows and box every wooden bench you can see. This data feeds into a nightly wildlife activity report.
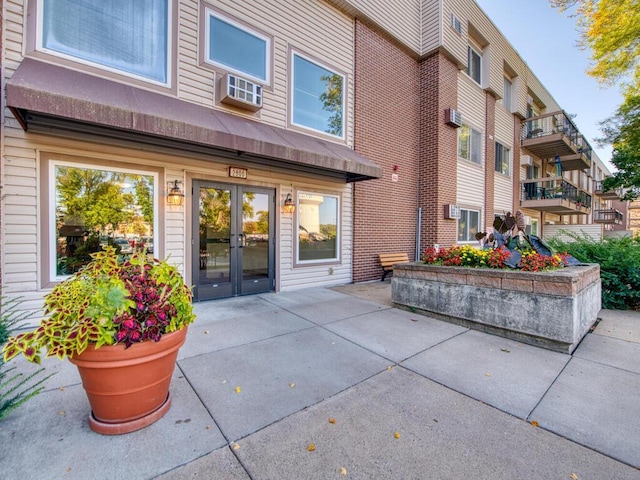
[379,253,410,281]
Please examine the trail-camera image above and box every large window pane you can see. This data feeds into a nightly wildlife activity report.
[292,54,344,138]
[54,165,155,277]
[207,13,268,82]
[297,193,339,262]
[467,46,482,84]
[457,209,480,242]
[42,0,168,83]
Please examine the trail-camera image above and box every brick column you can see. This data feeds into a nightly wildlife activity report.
[512,115,522,212]
[418,53,458,248]
[353,21,420,282]
[485,92,496,227]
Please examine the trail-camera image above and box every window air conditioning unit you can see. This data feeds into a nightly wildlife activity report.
[444,204,461,219]
[523,215,532,226]
[445,108,462,128]
[520,155,533,166]
[219,73,263,112]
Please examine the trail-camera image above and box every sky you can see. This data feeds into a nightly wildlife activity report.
[474,0,622,172]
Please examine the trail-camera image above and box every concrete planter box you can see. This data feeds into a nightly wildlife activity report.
[391,263,601,353]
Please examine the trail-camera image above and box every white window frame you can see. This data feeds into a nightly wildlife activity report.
[204,8,271,84]
[35,0,172,87]
[467,45,482,85]
[295,191,341,265]
[48,159,160,283]
[291,51,346,140]
[495,142,511,176]
[458,124,483,165]
[503,77,512,111]
[457,208,481,243]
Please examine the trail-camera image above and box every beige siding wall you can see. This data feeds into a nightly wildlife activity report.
[179,0,355,146]
[331,0,421,53]
[542,224,603,242]
[1,0,356,317]
[421,0,442,55]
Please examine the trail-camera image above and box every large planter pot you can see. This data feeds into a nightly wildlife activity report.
[392,263,601,353]
[68,327,188,435]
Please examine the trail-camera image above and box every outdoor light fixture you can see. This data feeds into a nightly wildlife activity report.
[167,180,185,206]
[282,193,296,214]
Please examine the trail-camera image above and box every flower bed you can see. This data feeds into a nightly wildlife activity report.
[391,262,601,353]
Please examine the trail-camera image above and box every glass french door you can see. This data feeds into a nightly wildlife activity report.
[193,181,275,300]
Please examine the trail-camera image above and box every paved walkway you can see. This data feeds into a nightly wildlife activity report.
[1,285,639,479]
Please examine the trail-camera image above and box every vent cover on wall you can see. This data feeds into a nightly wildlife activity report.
[220,73,263,111]
[444,204,461,220]
[445,108,462,128]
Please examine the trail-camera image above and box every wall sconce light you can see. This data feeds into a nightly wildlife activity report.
[282,193,296,214]
[167,180,185,206]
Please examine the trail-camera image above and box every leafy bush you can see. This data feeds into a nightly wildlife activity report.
[547,232,640,310]
[1,296,53,421]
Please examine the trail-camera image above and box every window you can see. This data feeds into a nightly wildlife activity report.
[458,125,482,165]
[49,161,158,282]
[40,0,169,84]
[292,53,345,138]
[526,219,539,237]
[205,9,269,83]
[297,192,339,263]
[495,142,510,176]
[457,209,480,243]
[503,77,512,110]
[467,45,482,85]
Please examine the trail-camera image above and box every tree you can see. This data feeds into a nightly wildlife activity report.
[551,0,640,197]
[599,93,640,199]
[550,0,640,87]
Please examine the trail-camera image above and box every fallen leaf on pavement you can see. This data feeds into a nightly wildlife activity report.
[394,432,401,439]
[235,386,241,393]
[329,418,336,424]
[339,467,347,475]
[531,420,539,427]
[307,444,316,452]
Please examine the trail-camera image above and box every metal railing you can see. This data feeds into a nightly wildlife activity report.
[521,177,583,203]
[594,209,623,223]
[521,111,593,161]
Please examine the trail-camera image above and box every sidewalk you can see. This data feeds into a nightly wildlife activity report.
[1,285,639,479]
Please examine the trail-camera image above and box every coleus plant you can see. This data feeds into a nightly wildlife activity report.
[3,247,195,364]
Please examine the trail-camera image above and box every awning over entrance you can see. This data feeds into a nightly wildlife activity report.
[6,59,382,182]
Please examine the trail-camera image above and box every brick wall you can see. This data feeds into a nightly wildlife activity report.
[353,21,420,282]
[418,53,459,248]
[484,93,496,226]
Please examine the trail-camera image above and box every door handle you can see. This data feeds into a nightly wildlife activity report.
[238,233,245,248]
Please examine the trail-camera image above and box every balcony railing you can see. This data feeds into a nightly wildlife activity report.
[594,208,624,225]
[520,111,592,171]
[520,177,591,215]
[594,180,624,200]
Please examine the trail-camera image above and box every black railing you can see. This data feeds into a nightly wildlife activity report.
[594,209,623,223]
[521,178,582,203]
[521,111,593,161]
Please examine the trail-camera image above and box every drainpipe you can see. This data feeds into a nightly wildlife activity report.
[415,207,422,262]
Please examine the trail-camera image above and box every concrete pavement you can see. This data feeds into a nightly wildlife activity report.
[1,284,639,479]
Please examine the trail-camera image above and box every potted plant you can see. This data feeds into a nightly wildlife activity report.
[2,247,196,434]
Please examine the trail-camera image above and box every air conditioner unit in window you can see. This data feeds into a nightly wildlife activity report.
[523,215,532,226]
[444,204,461,219]
[520,155,533,166]
[445,108,462,128]
[219,73,263,112]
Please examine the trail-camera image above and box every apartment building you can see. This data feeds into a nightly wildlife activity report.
[0,0,620,311]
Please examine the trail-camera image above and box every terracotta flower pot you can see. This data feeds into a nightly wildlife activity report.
[68,327,188,435]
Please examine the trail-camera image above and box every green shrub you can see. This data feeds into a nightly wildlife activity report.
[547,232,640,310]
[0,296,53,421]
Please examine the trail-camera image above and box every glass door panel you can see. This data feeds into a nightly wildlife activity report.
[193,181,274,300]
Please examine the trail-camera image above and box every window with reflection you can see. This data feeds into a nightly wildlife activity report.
[296,192,339,263]
[52,163,156,278]
[457,209,480,243]
[205,9,269,83]
[40,0,169,84]
[292,53,345,138]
